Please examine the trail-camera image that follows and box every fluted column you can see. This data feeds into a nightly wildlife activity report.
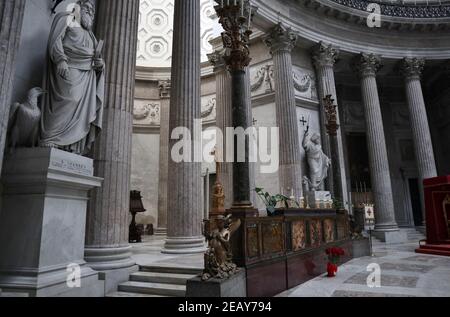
[0,0,26,174]
[245,66,257,206]
[353,53,399,234]
[162,0,204,254]
[155,81,171,235]
[400,58,437,222]
[208,51,233,209]
[312,42,348,205]
[264,24,303,198]
[84,0,140,271]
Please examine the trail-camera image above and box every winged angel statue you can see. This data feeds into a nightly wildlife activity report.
[202,214,241,281]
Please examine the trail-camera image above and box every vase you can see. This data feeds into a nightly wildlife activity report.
[327,262,338,277]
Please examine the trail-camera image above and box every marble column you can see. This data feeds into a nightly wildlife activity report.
[208,51,233,209]
[85,0,140,272]
[245,66,257,206]
[264,24,303,198]
[312,42,348,205]
[155,80,171,235]
[162,0,204,254]
[353,53,404,242]
[400,58,437,223]
[0,0,26,174]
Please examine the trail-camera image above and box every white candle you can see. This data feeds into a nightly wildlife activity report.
[248,6,252,29]
[241,0,244,16]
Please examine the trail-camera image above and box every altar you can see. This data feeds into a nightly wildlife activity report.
[416,175,450,256]
[230,208,356,297]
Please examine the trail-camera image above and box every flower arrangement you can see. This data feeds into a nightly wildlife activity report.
[255,187,299,216]
[325,247,345,277]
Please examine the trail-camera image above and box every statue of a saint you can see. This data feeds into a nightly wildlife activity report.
[302,131,331,191]
[40,0,104,155]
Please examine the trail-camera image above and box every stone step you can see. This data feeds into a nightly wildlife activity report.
[130,271,196,285]
[106,291,167,298]
[118,281,186,297]
[140,265,202,276]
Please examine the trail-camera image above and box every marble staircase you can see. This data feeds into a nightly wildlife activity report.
[371,228,425,245]
[107,265,202,297]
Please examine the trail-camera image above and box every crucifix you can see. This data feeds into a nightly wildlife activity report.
[299,115,307,126]
[300,114,310,133]
[252,118,258,126]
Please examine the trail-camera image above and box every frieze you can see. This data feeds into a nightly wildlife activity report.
[329,0,450,18]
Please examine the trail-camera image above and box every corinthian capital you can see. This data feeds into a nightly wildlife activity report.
[264,23,298,54]
[158,80,171,99]
[400,58,425,80]
[352,53,383,78]
[207,49,227,72]
[312,42,339,68]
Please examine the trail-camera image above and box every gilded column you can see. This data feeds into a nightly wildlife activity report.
[208,51,233,209]
[353,53,403,242]
[155,80,171,235]
[0,0,26,173]
[264,24,303,198]
[312,42,348,206]
[162,0,204,254]
[85,0,140,271]
[400,58,437,222]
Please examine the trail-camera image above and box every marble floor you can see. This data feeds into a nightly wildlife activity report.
[277,239,450,297]
[131,235,204,269]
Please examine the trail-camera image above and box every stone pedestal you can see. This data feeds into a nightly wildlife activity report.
[186,269,246,297]
[351,239,371,258]
[0,148,104,297]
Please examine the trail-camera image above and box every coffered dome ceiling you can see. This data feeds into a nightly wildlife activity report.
[137,0,221,68]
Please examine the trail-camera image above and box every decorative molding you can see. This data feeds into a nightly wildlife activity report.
[133,102,161,125]
[251,64,274,93]
[329,0,450,18]
[201,97,217,122]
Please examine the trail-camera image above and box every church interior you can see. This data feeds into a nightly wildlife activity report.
[0,0,450,299]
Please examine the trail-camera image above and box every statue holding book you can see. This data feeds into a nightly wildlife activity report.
[40,0,105,155]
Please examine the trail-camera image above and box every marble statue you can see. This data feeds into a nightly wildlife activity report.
[202,215,241,281]
[40,0,105,155]
[302,131,331,191]
[8,87,47,149]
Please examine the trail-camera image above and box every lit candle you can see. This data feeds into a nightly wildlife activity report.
[247,5,252,29]
[241,0,244,16]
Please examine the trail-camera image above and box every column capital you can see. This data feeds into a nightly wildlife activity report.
[352,53,383,78]
[312,42,339,68]
[158,80,171,99]
[264,23,298,54]
[400,57,425,80]
[207,50,227,72]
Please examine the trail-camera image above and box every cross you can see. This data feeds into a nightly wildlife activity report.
[300,116,307,126]
[252,118,258,126]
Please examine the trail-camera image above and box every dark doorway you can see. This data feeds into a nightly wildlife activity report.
[347,133,371,191]
[408,178,423,226]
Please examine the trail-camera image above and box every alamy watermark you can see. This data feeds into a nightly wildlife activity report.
[366,263,381,288]
[170,120,280,174]
[66,263,81,288]
[367,3,381,28]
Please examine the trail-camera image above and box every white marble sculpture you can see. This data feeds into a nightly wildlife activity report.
[40,0,104,155]
[302,131,331,191]
[8,87,46,149]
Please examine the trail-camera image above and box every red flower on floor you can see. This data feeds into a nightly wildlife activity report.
[325,247,345,277]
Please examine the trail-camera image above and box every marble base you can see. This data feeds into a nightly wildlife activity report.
[186,269,247,297]
[373,230,408,244]
[162,237,206,254]
[352,239,371,258]
[0,148,104,297]
[154,227,167,236]
[306,191,332,208]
